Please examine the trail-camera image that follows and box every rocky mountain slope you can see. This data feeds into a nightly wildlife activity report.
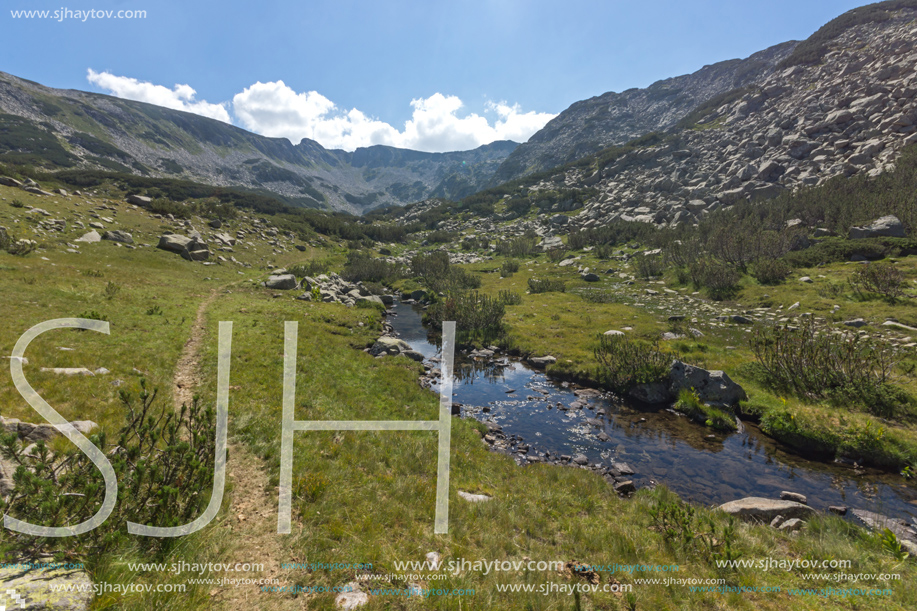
[437,2,917,239]
[0,72,516,213]
[489,41,799,184]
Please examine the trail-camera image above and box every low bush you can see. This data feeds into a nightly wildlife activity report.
[849,261,905,300]
[673,388,737,431]
[634,253,665,279]
[501,259,520,276]
[749,317,912,418]
[424,291,506,344]
[498,290,523,305]
[528,277,566,293]
[0,382,217,561]
[689,258,741,300]
[495,234,538,257]
[594,334,674,393]
[751,258,792,285]
[546,247,568,262]
[341,252,402,284]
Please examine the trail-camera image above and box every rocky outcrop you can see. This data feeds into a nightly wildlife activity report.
[0,564,93,610]
[491,41,798,184]
[849,215,907,239]
[156,233,210,261]
[718,497,816,523]
[629,360,746,406]
[101,230,133,244]
[265,274,298,290]
[668,360,747,407]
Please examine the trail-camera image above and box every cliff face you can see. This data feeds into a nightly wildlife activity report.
[489,41,798,185]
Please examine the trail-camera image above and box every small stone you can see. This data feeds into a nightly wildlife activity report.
[780,491,807,505]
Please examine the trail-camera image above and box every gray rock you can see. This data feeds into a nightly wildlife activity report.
[457,490,492,503]
[718,497,816,522]
[126,194,152,207]
[581,272,600,282]
[0,564,93,610]
[0,176,23,188]
[668,360,746,406]
[778,518,805,532]
[265,274,298,290]
[401,350,425,362]
[369,337,412,356]
[828,505,848,516]
[779,491,807,504]
[572,454,589,465]
[74,230,101,243]
[849,215,907,239]
[101,230,133,245]
[614,480,636,494]
[157,233,193,254]
[208,219,222,229]
[527,355,556,367]
[628,383,672,404]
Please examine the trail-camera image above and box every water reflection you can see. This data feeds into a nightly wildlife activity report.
[388,304,917,522]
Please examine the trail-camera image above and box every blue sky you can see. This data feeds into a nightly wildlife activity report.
[4,0,868,151]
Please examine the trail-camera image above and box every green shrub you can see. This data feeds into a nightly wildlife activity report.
[528,277,566,293]
[751,258,791,285]
[689,259,741,300]
[501,259,520,276]
[288,259,331,279]
[673,388,737,431]
[749,317,912,418]
[0,227,36,256]
[498,290,522,305]
[546,247,568,262]
[495,234,538,257]
[594,334,673,393]
[849,261,905,300]
[424,291,506,344]
[342,252,402,284]
[634,253,665,279]
[0,382,216,561]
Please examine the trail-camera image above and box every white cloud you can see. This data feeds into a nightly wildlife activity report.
[87,69,231,123]
[233,82,556,152]
[87,71,556,152]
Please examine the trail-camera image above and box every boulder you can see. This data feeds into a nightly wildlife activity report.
[718,497,816,522]
[779,491,807,504]
[0,564,93,610]
[370,336,412,356]
[157,233,193,254]
[101,230,133,245]
[457,490,492,503]
[849,215,906,239]
[157,233,210,261]
[265,274,298,290]
[208,219,222,229]
[581,272,600,282]
[628,383,672,404]
[527,355,557,367]
[126,194,152,207]
[539,236,563,251]
[74,230,101,243]
[668,360,746,407]
[0,176,23,188]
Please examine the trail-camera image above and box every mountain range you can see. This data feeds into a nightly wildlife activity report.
[2,1,917,220]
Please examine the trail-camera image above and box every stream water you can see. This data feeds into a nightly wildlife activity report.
[388,302,917,524]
